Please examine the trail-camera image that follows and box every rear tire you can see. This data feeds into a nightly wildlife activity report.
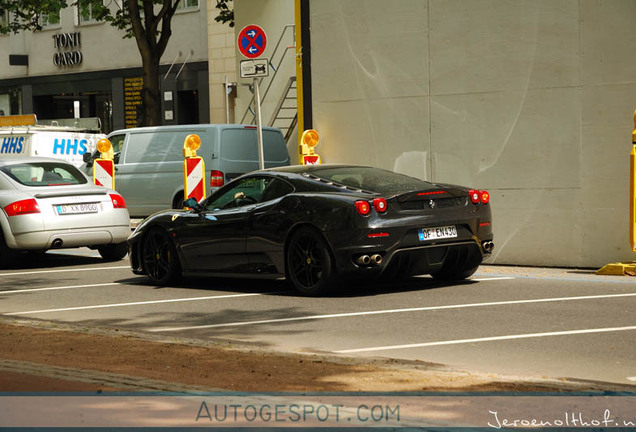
[0,231,10,269]
[98,242,128,261]
[142,228,181,285]
[285,227,338,295]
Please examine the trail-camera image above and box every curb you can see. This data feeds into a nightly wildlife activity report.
[596,262,636,276]
[0,359,221,393]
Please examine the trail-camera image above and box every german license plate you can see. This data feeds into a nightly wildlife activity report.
[56,203,99,215]
[418,225,457,241]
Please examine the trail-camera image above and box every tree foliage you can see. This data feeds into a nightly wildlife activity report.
[213,0,233,27]
[0,0,182,127]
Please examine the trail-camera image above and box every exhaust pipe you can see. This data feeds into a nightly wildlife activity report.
[370,254,383,265]
[482,241,494,253]
[51,238,63,249]
[356,255,371,266]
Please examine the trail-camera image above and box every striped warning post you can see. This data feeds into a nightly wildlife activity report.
[93,158,114,189]
[184,156,206,203]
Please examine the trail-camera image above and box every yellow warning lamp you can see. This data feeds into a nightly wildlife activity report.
[96,138,114,160]
[301,129,319,149]
[300,129,322,164]
[183,134,201,158]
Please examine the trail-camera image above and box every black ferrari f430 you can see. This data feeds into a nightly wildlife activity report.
[129,165,494,295]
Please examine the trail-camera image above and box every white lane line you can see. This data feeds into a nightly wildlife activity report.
[0,266,129,277]
[148,292,636,332]
[3,293,266,316]
[336,326,636,353]
[0,283,122,294]
[471,276,515,281]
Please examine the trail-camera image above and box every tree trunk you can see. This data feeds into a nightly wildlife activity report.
[141,52,162,127]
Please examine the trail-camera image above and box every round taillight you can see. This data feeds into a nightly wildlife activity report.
[355,200,371,215]
[373,197,388,213]
[469,189,490,205]
[469,189,480,204]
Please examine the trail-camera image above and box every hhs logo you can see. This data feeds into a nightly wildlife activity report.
[53,138,89,155]
[0,136,25,154]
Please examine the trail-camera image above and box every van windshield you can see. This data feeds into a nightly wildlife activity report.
[1,162,88,187]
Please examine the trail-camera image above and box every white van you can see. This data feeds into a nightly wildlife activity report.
[0,126,104,167]
[84,124,291,217]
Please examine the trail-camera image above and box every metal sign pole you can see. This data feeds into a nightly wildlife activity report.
[254,77,265,170]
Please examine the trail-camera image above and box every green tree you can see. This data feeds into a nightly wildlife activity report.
[0,0,182,127]
[213,0,233,27]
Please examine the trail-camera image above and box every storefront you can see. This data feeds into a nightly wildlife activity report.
[0,61,209,134]
[0,2,209,133]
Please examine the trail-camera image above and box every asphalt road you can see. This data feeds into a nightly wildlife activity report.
[0,248,634,387]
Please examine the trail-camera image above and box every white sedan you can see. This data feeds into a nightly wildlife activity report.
[0,157,130,267]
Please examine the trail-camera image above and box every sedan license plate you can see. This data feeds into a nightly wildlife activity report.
[56,203,99,215]
[418,225,457,241]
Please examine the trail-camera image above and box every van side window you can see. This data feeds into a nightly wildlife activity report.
[221,129,288,163]
[124,131,196,164]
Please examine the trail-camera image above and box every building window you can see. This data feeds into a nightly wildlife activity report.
[77,1,103,25]
[176,0,198,11]
[41,9,61,29]
[0,9,8,32]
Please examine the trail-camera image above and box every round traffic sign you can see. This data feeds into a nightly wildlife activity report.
[237,24,267,59]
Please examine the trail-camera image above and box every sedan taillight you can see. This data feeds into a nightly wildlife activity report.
[469,189,490,205]
[4,198,40,216]
[110,193,127,209]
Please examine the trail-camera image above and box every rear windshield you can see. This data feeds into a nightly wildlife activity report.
[309,166,434,194]
[0,162,88,187]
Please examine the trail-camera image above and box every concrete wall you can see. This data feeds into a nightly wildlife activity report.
[234,0,296,129]
[309,0,636,268]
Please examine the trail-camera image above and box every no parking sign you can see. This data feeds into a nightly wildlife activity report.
[237,25,267,58]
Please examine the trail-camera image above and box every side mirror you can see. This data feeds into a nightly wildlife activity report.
[83,152,93,165]
[184,197,202,212]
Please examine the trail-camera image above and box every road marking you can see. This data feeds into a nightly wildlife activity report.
[0,266,129,277]
[3,293,267,316]
[336,326,636,353]
[147,292,636,332]
[0,283,122,294]
[471,276,515,281]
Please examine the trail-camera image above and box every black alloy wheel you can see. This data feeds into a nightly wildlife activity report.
[286,227,337,295]
[142,228,181,285]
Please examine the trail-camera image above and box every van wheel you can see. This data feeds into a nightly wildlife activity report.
[173,193,184,209]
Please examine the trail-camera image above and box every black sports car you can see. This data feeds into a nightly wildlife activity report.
[129,164,494,295]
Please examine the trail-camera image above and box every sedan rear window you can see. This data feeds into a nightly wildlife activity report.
[309,166,434,194]
[0,162,88,187]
